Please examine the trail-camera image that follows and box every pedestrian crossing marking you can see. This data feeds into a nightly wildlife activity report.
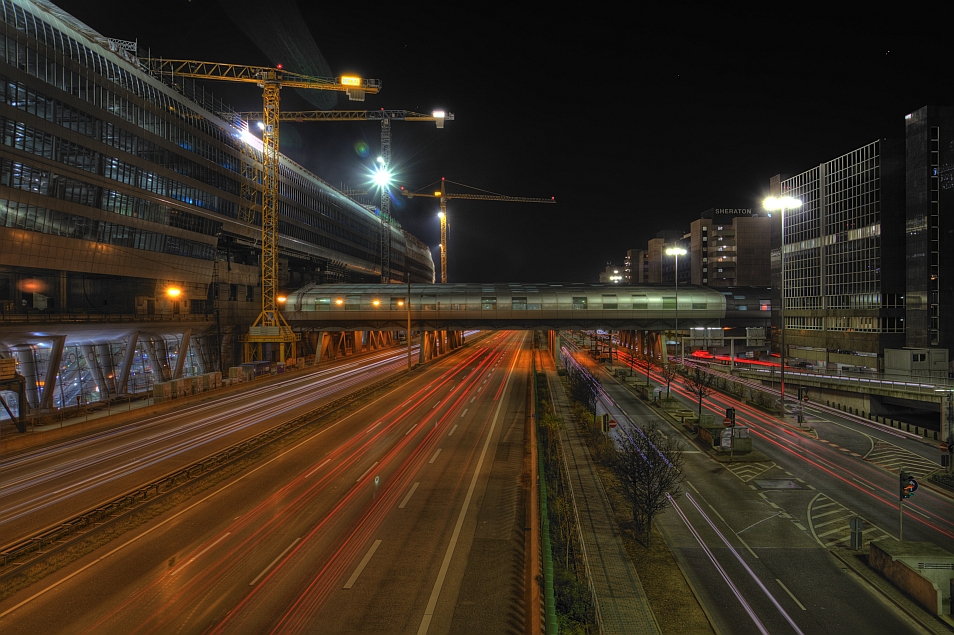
[807,494,892,549]
[864,440,939,479]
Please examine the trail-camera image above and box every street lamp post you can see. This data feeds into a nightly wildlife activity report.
[764,196,802,420]
[665,247,687,364]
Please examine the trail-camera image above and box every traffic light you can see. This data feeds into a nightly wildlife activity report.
[899,471,918,500]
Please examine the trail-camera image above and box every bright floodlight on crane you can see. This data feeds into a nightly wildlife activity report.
[372,167,392,187]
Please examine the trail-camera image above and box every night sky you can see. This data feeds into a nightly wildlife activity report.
[51,1,953,283]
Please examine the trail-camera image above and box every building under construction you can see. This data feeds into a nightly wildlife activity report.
[0,0,435,412]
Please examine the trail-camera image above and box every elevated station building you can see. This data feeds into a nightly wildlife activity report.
[0,0,434,413]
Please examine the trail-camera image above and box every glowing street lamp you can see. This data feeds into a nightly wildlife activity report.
[763,196,803,419]
[165,286,181,298]
[665,246,687,363]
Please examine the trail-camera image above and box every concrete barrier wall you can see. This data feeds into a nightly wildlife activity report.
[870,542,942,614]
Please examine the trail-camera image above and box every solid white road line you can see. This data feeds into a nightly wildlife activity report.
[416,338,518,635]
[448,425,458,437]
[429,449,442,464]
[776,578,807,610]
[399,482,420,509]
[343,539,382,589]
[356,461,379,483]
[249,537,300,586]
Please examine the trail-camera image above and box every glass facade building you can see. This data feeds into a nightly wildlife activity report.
[905,105,954,350]
[774,138,907,368]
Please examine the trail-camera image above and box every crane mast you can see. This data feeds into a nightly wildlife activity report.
[401,178,555,283]
[236,109,452,284]
[146,59,380,362]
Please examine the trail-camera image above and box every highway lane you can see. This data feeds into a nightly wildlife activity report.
[598,345,954,551]
[0,331,531,635]
[0,347,422,545]
[565,345,937,634]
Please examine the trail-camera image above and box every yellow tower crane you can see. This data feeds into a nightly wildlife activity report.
[236,109,453,283]
[400,178,555,283]
[145,59,380,363]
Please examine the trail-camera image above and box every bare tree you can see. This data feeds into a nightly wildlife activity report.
[641,355,655,386]
[613,420,684,546]
[660,363,678,399]
[567,365,597,414]
[684,367,715,416]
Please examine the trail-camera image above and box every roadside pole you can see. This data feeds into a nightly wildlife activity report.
[899,466,903,542]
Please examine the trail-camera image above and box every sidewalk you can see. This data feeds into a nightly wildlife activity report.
[539,354,662,635]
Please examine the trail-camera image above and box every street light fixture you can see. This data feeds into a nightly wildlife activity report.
[665,246,687,364]
[763,196,802,420]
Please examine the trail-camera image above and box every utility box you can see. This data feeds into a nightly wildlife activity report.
[0,357,16,380]
[153,382,171,403]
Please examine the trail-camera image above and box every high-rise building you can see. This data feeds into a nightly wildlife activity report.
[772,137,907,369]
[647,230,683,283]
[904,105,954,350]
[688,208,772,287]
[623,248,649,284]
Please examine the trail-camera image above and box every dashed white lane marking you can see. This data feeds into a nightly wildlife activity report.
[448,425,458,437]
[356,462,379,483]
[250,537,300,586]
[399,483,420,509]
[305,458,331,478]
[343,540,382,589]
[429,448,442,464]
[776,579,807,611]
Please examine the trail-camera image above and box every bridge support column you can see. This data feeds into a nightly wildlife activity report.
[116,332,139,395]
[83,345,109,401]
[172,329,192,380]
[418,331,438,363]
[96,343,118,395]
[40,335,66,410]
[14,345,39,408]
[149,337,172,381]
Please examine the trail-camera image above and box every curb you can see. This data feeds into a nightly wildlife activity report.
[829,548,954,635]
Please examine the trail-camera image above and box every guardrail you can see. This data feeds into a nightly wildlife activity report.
[532,349,559,635]
[0,367,411,573]
[0,311,215,325]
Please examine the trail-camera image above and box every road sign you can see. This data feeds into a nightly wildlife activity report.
[609,419,617,429]
[723,417,732,427]
[941,441,949,453]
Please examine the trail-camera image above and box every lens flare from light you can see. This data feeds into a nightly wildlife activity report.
[354,141,370,157]
[373,167,392,187]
